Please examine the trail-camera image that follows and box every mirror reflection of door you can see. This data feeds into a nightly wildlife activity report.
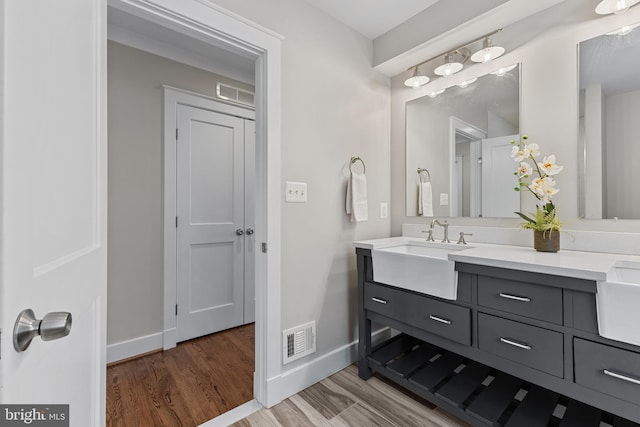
[481,135,520,218]
[450,117,486,217]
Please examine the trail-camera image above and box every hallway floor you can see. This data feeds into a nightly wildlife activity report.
[106,323,254,427]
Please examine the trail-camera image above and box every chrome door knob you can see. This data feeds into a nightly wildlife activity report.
[13,309,72,352]
[236,228,244,235]
[246,228,254,235]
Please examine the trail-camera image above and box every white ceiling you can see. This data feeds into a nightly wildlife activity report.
[302,0,441,39]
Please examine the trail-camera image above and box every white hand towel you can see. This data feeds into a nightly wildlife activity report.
[420,181,434,217]
[417,182,423,215]
[346,172,368,222]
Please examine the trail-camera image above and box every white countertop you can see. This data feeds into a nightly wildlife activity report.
[354,237,640,282]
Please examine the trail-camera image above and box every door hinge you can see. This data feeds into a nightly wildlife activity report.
[176,128,178,140]
[175,304,178,316]
[261,242,267,253]
[175,216,178,228]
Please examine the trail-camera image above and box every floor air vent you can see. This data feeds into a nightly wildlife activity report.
[283,321,316,364]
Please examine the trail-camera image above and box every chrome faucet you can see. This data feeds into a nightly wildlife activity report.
[429,219,450,243]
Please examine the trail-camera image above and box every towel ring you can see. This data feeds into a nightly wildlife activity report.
[350,157,366,174]
[417,168,431,182]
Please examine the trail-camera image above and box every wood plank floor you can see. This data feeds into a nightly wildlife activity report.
[106,323,254,427]
[232,364,472,427]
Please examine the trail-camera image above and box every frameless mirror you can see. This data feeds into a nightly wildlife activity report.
[579,24,640,219]
[405,64,520,218]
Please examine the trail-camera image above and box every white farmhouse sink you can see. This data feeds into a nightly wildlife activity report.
[596,260,640,346]
[371,241,470,300]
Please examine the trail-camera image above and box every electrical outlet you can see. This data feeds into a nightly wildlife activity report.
[440,193,449,205]
[285,181,308,203]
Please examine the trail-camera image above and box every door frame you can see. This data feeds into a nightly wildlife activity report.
[449,116,487,217]
[163,86,255,346]
[109,0,282,407]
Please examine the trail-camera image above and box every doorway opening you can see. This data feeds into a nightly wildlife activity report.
[105,0,280,423]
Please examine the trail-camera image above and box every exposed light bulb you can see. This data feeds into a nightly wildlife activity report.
[404,67,430,88]
[491,63,518,76]
[595,0,640,14]
[434,53,463,77]
[606,22,640,35]
[470,38,505,63]
[457,78,478,88]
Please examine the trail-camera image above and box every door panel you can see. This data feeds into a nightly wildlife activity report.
[177,105,245,342]
[1,0,106,425]
[482,135,520,218]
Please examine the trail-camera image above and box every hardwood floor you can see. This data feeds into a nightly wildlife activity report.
[232,364,471,427]
[106,323,254,427]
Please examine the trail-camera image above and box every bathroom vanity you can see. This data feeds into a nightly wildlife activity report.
[356,240,640,426]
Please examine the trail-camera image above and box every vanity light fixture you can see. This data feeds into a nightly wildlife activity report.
[595,0,640,14]
[404,66,430,88]
[606,22,640,35]
[434,52,464,76]
[427,88,446,98]
[457,78,478,88]
[403,29,503,88]
[470,37,505,63]
[491,63,518,76]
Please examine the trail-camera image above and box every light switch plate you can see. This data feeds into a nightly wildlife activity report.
[380,203,388,219]
[285,181,307,202]
[440,193,449,205]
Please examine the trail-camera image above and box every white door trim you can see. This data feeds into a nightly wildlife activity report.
[449,116,487,217]
[163,86,255,346]
[110,0,283,408]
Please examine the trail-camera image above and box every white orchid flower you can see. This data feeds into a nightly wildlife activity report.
[526,143,540,158]
[511,145,530,162]
[538,155,564,176]
[518,162,532,178]
[530,176,559,204]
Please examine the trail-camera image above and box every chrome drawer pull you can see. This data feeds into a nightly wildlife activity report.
[603,369,640,386]
[499,293,531,302]
[429,315,452,325]
[371,297,387,304]
[499,337,532,350]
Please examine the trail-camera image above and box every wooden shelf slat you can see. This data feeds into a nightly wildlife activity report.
[435,361,493,408]
[386,342,440,378]
[466,373,523,426]
[408,352,464,393]
[504,385,559,427]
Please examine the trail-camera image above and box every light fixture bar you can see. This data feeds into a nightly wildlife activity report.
[405,29,503,74]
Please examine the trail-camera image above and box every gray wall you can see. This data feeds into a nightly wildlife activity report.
[210,0,391,371]
[107,41,254,344]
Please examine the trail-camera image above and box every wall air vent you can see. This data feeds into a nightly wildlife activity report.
[216,82,255,107]
[282,320,316,364]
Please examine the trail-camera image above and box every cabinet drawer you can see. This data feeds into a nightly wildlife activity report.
[407,296,471,345]
[574,338,640,406]
[478,313,564,377]
[477,276,563,324]
[364,282,412,323]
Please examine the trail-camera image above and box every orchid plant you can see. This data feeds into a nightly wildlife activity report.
[511,135,564,233]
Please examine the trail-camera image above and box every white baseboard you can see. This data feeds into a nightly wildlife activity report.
[107,332,163,364]
[264,327,391,407]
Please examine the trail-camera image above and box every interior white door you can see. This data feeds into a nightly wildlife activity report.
[176,105,247,342]
[0,1,106,426]
[482,135,520,218]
